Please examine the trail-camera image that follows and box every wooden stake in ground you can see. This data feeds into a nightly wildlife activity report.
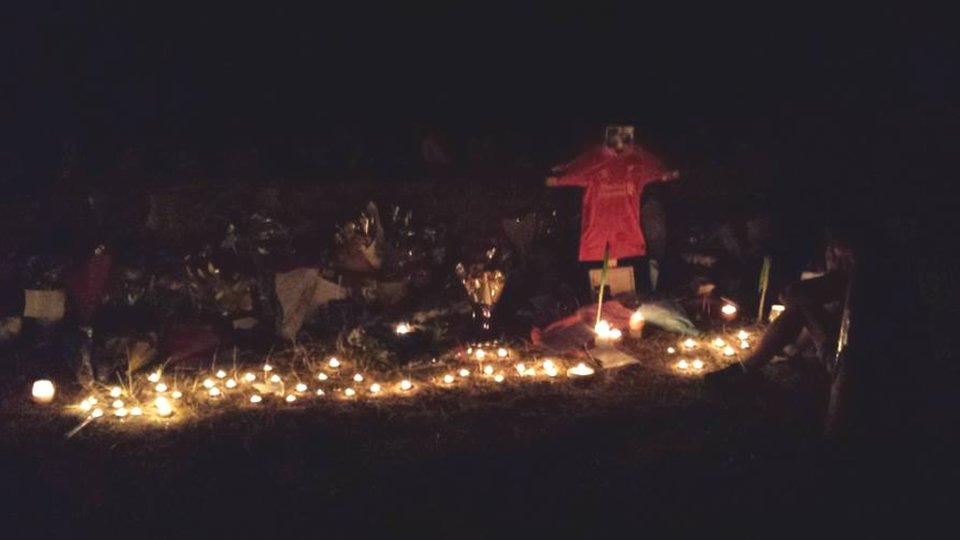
[757,256,771,323]
[595,242,611,328]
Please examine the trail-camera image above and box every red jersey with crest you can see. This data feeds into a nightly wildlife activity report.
[554,144,668,261]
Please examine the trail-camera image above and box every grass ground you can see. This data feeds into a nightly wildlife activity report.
[1,326,877,537]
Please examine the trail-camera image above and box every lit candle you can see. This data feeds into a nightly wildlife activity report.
[269,374,281,384]
[769,304,785,322]
[740,340,750,349]
[677,359,689,370]
[317,372,328,381]
[154,397,173,417]
[737,330,749,340]
[147,372,161,383]
[112,399,124,409]
[244,372,257,382]
[130,406,143,416]
[723,346,736,356]
[225,378,237,389]
[692,359,704,370]
[295,382,307,393]
[114,407,128,417]
[215,369,227,379]
[91,408,104,418]
[369,383,381,394]
[400,379,413,391]
[594,320,622,348]
[667,347,676,354]
[629,310,645,338]
[483,365,494,375]
[110,386,122,398]
[316,389,325,396]
[31,380,56,404]
[79,399,93,412]
[202,378,215,389]
[328,357,341,368]
[249,394,262,404]
[171,390,183,399]
[285,394,297,403]
[493,374,505,383]
[497,347,509,358]
[155,383,168,393]
[344,387,356,397]
[353,373,364,383]
[713,338,726,348]
[208,387,221,397]
[721,303,738,320]
[567,362,595,377]
[475,349,486,361]
[395,322,413,335]
[515,363,526,375]
[442,374,455,384]
[263,363,273,372]
[682,338,698,349]
[458,368,470,378]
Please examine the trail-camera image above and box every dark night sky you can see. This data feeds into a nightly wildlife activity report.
[2,2,956,203]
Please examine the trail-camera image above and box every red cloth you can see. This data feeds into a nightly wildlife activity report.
[554,144,668,261]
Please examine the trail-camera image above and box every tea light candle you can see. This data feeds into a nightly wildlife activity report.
[567,362,595,377]
[171,390,183,399]
[344,387,356,397]
[244,372,257,382]
[91,408,104,418]
[483,365,494,375]
[369,383,381,394]
[295,382,307,393]
[285,394,297,403]
[262,364,273,372]
[442,374,455,384]
[677,359,689,370]
[155,383,168,393]
[225,379,237,389]
[497,347,509,358]
[328,357,341,368]
[202,378,215,389]
[395,322,413,335]
[667,347,676,354]
[31,380,56,404]
[208,387,221,397]
[691,359,704,370]
[737,330,750,340]
[769,304,785,322]
[400,379,413,391]
[458,368,470,378]
[682,338,698,349]
[723,345,736,356]
[154,397,173,417]
[147,372,161,383]
[594,320,622,348]
[317,372,329,381]
[493,373,505,383]
[475,348,486,361]
[721,303,738,320]
[353,373,364,383]
[316,389,325,396]
[249,394,263,404]
[269,374,281,383]
[110,386,122,398]
[112,399,124,409]
[130,406,143,416]
[215,369,227,379]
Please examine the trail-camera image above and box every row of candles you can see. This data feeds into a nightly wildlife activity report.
[32,348,599,423]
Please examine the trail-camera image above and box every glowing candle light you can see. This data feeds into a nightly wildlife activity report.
[153,396,173,416]
[567,362,595,377]
[769,304,785,323]
[112,399,124,409]
[692,359,704,370]
[130,406,143,416]
[110,386,122,398]
[721,303,738,320]
[369,383,381,394]
[442,374,455,384]
[328,357,341,368]
[79,399,93,412]
[737,330,750,340]
[316,389,325,396]
[91,408,104,418]
[87,397,98,405]
[542,359,556,371]
[171,390,183,399]
[317,372,328,381]
[740,340,750,349]
[215,369,227,379]
[667,347,676,354]
[713,338,726,348]
[497,347,509,358]
[155,383,168,393]
[682,338,698,349]
[629,310,645,338]
[295,383,307,393]
[147,372,161,383]
[677,360,689,370]
[458,368,470,378]
[263,363,273,372]
[483,365,494,375]
[31,380,56,404]
[353,373,364,383]
[475,349,486,361]
[493,374,505,383]
[344,387,356,397]
[114,407,128,417]
[244,372,256,382]
[544,365,559,377]
[394,322,413,335]
[225,378,237,389]
[269,374,281,383]
[208,387,222,397]
[285,394,296,403]
[723,346,736,356]
[400,379,413,391]
[515,363,526,375]
[594,320,622,347]
[202,378,215,389]
[249,394,262,404]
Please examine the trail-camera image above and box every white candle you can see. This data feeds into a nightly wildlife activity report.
[567,363,595,377]
[31,380,56,404]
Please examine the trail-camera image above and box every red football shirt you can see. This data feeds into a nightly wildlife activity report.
[554,144,668,261]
